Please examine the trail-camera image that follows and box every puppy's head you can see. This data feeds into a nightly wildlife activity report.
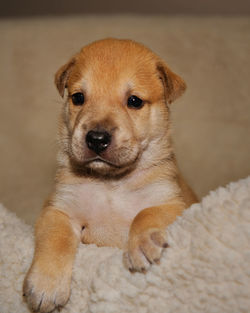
[55,38,186,177]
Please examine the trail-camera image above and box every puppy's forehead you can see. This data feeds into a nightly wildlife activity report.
[80,39,157,69]
[68,39,161,95]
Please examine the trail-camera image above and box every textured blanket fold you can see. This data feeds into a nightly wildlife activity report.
[0,177,250,313]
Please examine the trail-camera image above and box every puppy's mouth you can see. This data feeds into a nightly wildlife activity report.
[69,144,141,177]
[69,128,141,176]
[84,156,121,168]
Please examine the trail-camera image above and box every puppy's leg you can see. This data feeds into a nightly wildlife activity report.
[124,201,185,272]
[23,208,79,313]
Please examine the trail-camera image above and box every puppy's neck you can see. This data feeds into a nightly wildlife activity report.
[125,155,176,191]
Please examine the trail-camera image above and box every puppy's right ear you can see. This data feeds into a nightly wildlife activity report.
[55,58,76,97]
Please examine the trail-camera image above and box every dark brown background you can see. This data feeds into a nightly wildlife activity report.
[1,0,250,17]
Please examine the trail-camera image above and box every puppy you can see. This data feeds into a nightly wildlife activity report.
[23,38,197,313]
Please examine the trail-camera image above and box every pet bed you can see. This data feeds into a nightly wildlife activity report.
[0,177,250,313]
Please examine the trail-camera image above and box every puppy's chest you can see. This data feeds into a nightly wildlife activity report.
[56,181,174,248]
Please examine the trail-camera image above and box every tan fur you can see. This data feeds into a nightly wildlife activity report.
[23,38,198,313]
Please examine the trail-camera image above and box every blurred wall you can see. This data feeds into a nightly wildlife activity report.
[1,0,250,17]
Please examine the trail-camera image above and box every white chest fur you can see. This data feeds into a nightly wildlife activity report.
[54,179,176,248]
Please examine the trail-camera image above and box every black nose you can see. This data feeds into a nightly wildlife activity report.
[85,130,111,154]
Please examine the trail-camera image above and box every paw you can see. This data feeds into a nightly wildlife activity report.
[23,263,71,313]
[123,228,168,273]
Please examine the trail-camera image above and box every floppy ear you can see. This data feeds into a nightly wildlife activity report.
[55,58,76,97]
[157,62,186,104]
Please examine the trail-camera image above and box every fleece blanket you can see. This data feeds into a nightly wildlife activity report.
[0,177,250,313]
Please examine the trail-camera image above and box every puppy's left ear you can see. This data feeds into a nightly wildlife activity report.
[55,58,76,98]
[157,62,186,104]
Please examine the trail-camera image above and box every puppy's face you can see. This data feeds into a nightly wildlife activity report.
[55,39,186,176]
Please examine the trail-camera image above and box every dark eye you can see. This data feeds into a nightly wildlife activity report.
[127,95,144,109]
[71,92,84,106]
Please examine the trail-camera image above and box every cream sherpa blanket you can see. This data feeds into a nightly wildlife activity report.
[0,177,250,313]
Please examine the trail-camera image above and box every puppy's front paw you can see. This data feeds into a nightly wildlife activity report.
[123,228,168,273]
[23,262,71,313]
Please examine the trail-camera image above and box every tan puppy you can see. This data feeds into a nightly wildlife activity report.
[23,38,197,313]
